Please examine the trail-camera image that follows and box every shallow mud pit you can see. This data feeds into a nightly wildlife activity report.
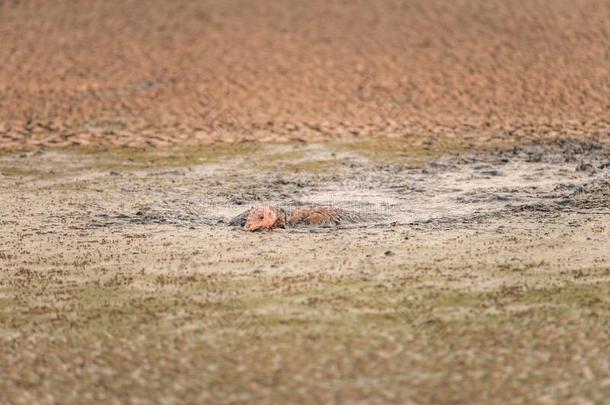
[28,139,608,232]
[1,139,609,403]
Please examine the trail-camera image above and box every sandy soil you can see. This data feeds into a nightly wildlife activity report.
[1,0,609,149]
[1,140,609,403]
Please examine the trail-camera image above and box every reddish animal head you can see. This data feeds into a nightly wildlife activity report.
[244,205,286,231]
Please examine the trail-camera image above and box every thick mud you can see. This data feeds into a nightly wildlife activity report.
[41,139,605,233]
[1,138,608,246]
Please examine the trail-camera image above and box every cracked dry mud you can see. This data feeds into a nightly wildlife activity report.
[1,139,609,403]
[1,0,609,149]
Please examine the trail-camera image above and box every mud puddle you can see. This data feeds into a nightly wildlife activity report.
[87,141,610,231]
[299,159,608,227]
[1,139,606,234]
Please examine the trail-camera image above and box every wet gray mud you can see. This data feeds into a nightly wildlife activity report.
[75,139,610,233]
[0,139,608,236]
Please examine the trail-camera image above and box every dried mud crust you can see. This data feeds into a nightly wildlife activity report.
[1,0,609,149]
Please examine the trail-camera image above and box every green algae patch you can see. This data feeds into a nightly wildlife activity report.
[0,165,54,178]
[517,282,610,308]
[332,136,511,165]
[80,141,262,172]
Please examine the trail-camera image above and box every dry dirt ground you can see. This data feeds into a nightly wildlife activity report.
[1,139,609,403]
[1,0,610,404]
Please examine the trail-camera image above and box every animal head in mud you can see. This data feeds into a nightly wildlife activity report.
[244,205,286,231]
